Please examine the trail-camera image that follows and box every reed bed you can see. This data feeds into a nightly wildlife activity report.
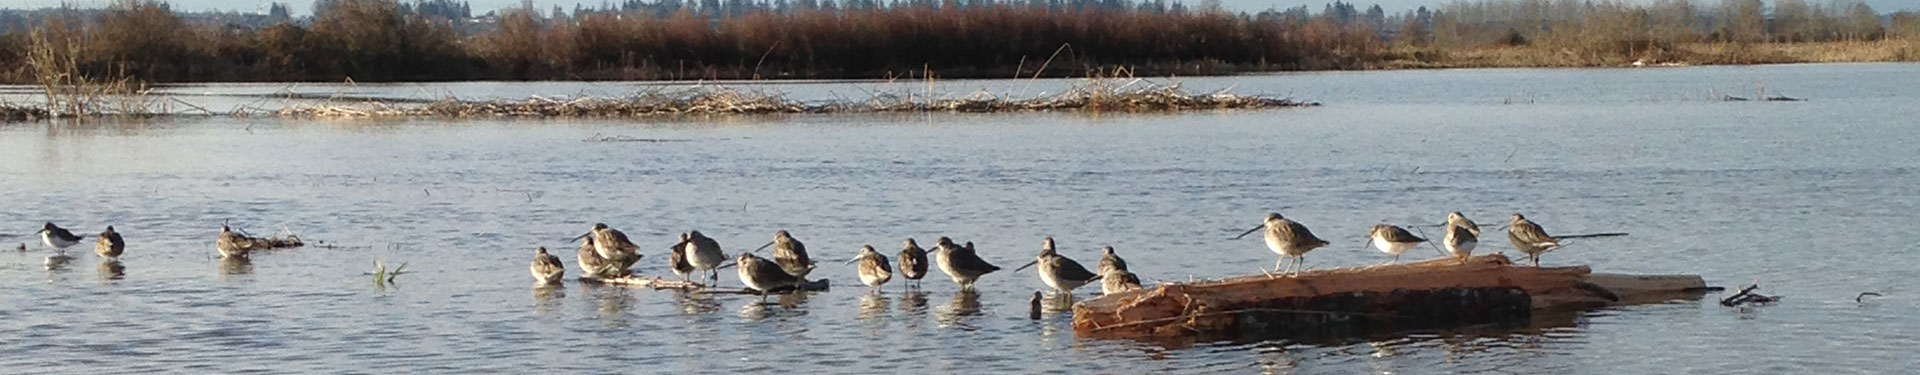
[273,79,1314,119]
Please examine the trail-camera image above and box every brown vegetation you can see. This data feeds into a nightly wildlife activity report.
[1,0,1915,84]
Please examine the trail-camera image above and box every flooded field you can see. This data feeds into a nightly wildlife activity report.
[3,63,1918,373]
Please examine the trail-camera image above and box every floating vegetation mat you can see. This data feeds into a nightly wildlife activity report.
[272,79,1316,119]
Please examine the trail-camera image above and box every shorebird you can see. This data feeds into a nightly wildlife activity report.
[736,252,802,303]
[933,237,999,290]
[1233,212,1330,277]
[1014,237,1101,294]
[684,230,727,286]
[95,226,124,260]
[1507,213,1562,267]
[1365,224,1425,264]
[1101,269,1143,296]
[574,223,640,277]
[668,233,697,282]
[897,238,930,290]
[216,224,254,259]
[529,247,565,284]
[575,236,614,278]
[846,244,893,291]
[1444,219,1478,264]
[755,230,814,279]
[1447,212,1481,237]
[1096,246,1128,275]
[37,222,83,251]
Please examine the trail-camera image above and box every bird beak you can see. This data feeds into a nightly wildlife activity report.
[570,232,591,242]
[1231,224,1263,240]
[754,241,774,252]
[1013,260,1038,273]
[717,261,737,270]
[844,256,861,265]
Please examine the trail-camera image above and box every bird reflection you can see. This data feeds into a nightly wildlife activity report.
[936,290,983,327]
[531,284,565,316]
[97,260,126,280]
[580,284,636,328]
[219,256,254,277]
[671,290,723,315]
[1041,291,1078,315]
[858,292,891,321]
[739,293,809,321]
[1253,342,1302,374]
[898,290,929,315]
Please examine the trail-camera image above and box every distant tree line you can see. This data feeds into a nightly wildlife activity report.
[0,0,1914,83]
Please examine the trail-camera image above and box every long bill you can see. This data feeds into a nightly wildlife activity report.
[1231,224,1264,240]
[1013,259,1039,273]
[754,241,774,252]
[570,232,592,242]
[844,255,863,265]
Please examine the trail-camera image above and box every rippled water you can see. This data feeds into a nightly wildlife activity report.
[3,63,1919,373]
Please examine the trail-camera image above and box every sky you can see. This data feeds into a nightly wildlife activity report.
[5,0,1918,15]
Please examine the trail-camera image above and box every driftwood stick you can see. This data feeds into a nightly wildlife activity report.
[1557,233,1629,239]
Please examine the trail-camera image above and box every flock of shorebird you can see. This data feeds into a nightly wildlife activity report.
[17,211,1581,301]
[527,211,1578,300]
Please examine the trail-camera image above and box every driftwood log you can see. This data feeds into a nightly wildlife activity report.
[1072,254,1708,340]
[578,276,830,295]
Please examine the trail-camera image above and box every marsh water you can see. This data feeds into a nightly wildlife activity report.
[3,63,1919,373]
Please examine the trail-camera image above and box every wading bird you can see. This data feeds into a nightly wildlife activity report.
[847,244,893,291]
[37,222,83,251]
[684,230,727,286]
[1445,219,1478,264]
[216,224,253,259]
[756,230,814,279]
[668,233,697,282]
[1013,237,1101,294]
[737,252,801,303]
[530,247,565,284]
[576,236,614,278]
[1101,269,1143,296]
[1233,212,1329,277]
[934,237,999,290]
[1096,246,1128,275]
[1507,213,1562,267]
[95,226,124,260]
[573,223,640,277]
[1365,224,1425,264]
[897,238,930,290]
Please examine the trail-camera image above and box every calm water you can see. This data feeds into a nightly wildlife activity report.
[3,63,1919,373]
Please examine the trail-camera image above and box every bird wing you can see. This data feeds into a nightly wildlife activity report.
[1280,220,1330,246]
[1509,221,1558,246]
[1380,226,1426,243]
[950,249,1000,272]
[1099,254,1128,274]
[1054,257,1100,282]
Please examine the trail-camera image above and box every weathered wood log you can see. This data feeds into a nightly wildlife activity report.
[1071,254,1707,340]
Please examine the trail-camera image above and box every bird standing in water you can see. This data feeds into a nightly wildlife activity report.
[216,224,253,259]
[847,244,893,291]
[668,233,697,282]
[1507,213,1562,267]
[95,226,125,260]
[575,223,640,278]
[756,230,814,279]
[1234,212,1330,277]
[1013,237,1101,294]
[897,238,930,290]
[529,247,565,284]
[736,252,802,303]
[575,236,614,278]
[1365,224,1425,264]
[934,237,999,290]
[37,222,83,251]
[684,230,727,286]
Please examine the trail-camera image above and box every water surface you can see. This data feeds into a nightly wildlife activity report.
[3,63,1919,373]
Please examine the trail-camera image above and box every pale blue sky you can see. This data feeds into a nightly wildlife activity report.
[6,0,1917,15]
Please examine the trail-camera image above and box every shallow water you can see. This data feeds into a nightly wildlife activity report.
[3,63,1919,373]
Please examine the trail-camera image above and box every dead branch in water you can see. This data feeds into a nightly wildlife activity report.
[579,275,830,294]
[1719,283,1781,307]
